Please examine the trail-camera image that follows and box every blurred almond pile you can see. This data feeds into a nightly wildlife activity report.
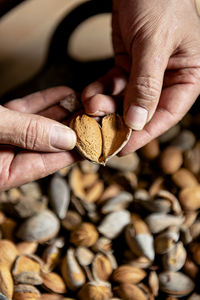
[0,111,200,300]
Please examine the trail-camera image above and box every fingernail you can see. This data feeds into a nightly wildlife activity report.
[50,126,76,150]
[88,111,106,116]
[126,105,148,130]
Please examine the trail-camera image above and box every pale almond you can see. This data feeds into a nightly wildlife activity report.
[179,186,200,210]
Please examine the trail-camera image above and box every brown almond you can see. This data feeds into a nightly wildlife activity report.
[16,242,38,255]
[41,272,67,294]
[40,294,69,300]
[62,210,82,231]
[0,212,6,225]
[70,114,102,163]
[13,284,40,300]
[160,146,183,174]
[140,139,160,160]
[69,166,86,200]
[81,172,99,189]
[1,218,17,240]
[40,295,76,300]
[85,180,104,203]
[113,283,148,300]
[70,222,98,247]
[172,168,198,189]
[0,264,14,299]
[78,281,113,300]
[112,265,146,284]
[179,186,200,210]
[184,258,199,279]
[101,114,131,163]
[12,255,42,277]
[99,184,121,204]
[0,240,19,269]
[42,249,61,274]
[92,253,113,282]
[70,114,131,164]
[148,271,159,296]
[190,243,200,265]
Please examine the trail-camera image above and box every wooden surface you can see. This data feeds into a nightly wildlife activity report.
[0,0,112,98]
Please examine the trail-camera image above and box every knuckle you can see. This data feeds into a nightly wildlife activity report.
[134,76,161,107]
[0,160,10,191]
[0,171,8,190]
[23,118,41,150]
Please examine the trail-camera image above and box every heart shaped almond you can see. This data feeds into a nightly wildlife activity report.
[70,114,132,165]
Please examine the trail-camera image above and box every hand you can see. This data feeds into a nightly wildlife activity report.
[0,86,77,191]
[82,0,200,155]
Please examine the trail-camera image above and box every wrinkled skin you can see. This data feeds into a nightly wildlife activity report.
[1,0,200,190]
[0,87,77,191]
[82,0,200,155]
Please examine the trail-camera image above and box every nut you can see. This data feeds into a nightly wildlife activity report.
[13,284,40,300]
[70,114,131,164]
[125,214,154,261]
[172,168,198,189]
[16,210,60,242]
[62,210,82,231]
[75,246,94,267]
[41,272,67,294]
[70,222,98,247]
[49,175,70,219]
[159,271,195,296]
[61,248,85,291]
[145,213,184,234]
[179,186,200,210]
[92,253,113,282]
[148,271,159,296]
[0,264,14,299]
[98,210,130,239]
[113,283,148,300]
[162,241,187,271]
[112,265,146,284]
[140,139,160,160]
[78,281,113,300]
[160,146,183,174]
[0,240,19,269]
[14,271,42,285]
[12,254,43,281]
[16,242,38,255]
[101,191,133,214]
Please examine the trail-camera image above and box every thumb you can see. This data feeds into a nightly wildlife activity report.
[0,106,76,152]
[124,41,169,130]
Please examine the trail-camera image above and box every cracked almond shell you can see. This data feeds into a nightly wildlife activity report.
[70,114,132,165]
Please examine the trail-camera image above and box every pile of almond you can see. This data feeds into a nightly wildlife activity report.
[0,109,200,300]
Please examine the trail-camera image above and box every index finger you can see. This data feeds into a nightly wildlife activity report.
[119,82,200,155]
[4,86,75,114]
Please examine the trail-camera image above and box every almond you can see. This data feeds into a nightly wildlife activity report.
[12,255,42,277]
[0,240,19,269]
[13,284,40,300]
[112,265,146,284]
[41,272,67,294]
[70,114,131,164]
[0,264,14,299]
